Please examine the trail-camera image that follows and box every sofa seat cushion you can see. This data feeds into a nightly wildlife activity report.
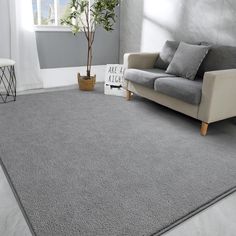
[154,77,203,105]
[124,68,174,88]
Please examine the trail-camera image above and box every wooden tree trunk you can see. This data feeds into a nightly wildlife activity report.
[86,32,94,78]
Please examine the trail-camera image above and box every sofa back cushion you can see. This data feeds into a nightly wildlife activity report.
[154,41,179,70]
[197,44,236,78]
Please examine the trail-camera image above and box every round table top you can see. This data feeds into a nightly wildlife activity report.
[0,58,16,67]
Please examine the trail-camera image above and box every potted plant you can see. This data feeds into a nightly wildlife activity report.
[61,0,119,91]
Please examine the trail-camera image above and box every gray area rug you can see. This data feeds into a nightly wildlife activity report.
[0,84,236,236]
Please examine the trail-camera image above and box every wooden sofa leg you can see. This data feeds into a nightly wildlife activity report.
[200,122,209,136]
[126,90,132,101]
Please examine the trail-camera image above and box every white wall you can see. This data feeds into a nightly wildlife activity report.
[120,0,236,61]
[41,65,106,88]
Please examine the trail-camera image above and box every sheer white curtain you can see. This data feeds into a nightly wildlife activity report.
[0,0,11,58]
[0,0,42,91]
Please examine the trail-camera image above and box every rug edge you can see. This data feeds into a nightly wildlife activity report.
[150,186,236,236]
[0,157,36,236]
[1,155,236,236]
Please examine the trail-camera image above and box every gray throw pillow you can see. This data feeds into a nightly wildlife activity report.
[154,41,180,70]
[166,42,210,80]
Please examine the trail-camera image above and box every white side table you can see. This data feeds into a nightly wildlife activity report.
[0,59,16,103]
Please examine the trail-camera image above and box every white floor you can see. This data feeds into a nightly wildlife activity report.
[0,167,31,236]
[0,87,236,236]
[164,192,236,236]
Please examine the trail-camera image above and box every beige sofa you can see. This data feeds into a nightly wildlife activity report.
[123,52,236,136]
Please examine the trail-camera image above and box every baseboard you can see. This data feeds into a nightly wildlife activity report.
[41,65,106,88]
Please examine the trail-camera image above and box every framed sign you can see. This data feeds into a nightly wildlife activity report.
[104,64,125,97]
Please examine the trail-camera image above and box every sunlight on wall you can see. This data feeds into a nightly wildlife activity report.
[141,0,180,51]
[144,0,180,27]
[120,0,236,61]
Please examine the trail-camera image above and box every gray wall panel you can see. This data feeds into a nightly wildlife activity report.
[120,0,236,61]
[36,15,120,69]
[36,27,119,69]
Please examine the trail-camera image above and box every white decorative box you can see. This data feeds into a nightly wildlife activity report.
[104,64,125,97]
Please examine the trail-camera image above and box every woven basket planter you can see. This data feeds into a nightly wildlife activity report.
[78,73,96,91]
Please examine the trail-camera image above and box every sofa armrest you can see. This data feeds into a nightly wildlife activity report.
[198,69,236,123]
[123,52,159,69]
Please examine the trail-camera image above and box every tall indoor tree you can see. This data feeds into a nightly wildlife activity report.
[61,0,119,91]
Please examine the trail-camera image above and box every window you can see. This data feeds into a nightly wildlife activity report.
[32,0,70,26]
